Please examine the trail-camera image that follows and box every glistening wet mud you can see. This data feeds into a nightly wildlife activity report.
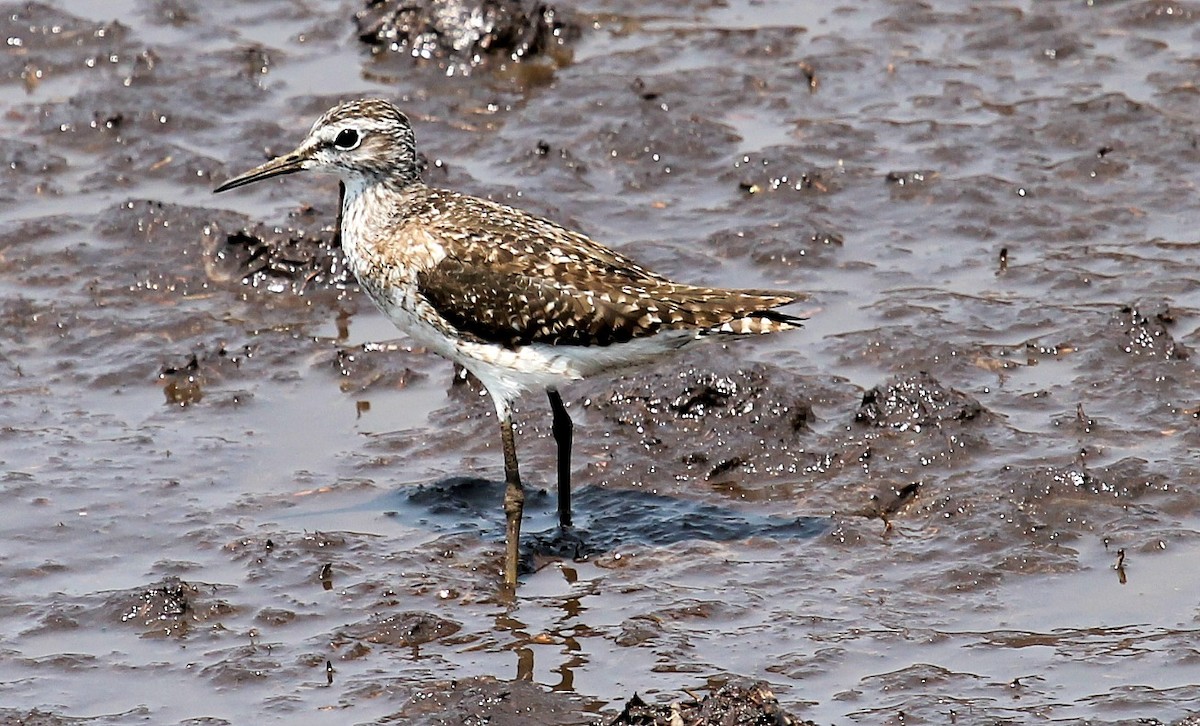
[1,0,1199,724]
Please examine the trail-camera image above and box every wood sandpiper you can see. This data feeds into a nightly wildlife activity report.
[214,99,805,587]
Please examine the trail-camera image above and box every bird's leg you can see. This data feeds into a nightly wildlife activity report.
[546,388,573,529]
[500,413,524,587]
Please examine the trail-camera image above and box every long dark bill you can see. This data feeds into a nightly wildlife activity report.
[213,150,309,193]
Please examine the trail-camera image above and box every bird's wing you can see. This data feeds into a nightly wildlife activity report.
[414,204,804,348]
[417,257,656,347]
[419,191,674,287]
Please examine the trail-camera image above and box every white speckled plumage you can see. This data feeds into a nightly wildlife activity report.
[215,98,806,586]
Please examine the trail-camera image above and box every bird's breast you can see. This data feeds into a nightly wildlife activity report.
[340,189,447,290]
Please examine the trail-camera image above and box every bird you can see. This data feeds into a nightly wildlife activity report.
[214,99,805,587]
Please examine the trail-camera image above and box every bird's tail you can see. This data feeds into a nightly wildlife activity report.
[688,288,808,336]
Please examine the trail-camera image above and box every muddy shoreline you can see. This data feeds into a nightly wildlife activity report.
[1,0,1198,724]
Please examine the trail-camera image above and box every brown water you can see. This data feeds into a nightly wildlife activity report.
[2,0,1199,724]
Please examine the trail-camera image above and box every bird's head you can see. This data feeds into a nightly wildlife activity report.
[214,98,419,193]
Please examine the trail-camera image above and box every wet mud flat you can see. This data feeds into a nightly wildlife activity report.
[1,0,1200,724]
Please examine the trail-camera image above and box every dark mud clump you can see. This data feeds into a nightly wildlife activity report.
[158,342,259,407]
[90,199,352,297]
[204,204,353,294]
[0,137,67,204]
[0,708,150,725]
[389,676,589,725]
[355,0,579,67]
[607,682,812,726]
[327,341,428,394]
[584,362,814,484]
[855,371,986,431]
[336,610,461,648]
[212,219,347,294]
[1108,300,1188,360]
[106,577,235,638]
[0,3,133,91]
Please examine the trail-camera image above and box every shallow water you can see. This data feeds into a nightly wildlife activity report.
[1,0,1199,724]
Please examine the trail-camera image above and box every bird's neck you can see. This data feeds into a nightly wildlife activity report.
[340,174,421,235]
[341,171,419,208]
[337,174,435,298]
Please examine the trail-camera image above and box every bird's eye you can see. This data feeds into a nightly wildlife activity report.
[333,128,361,150]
